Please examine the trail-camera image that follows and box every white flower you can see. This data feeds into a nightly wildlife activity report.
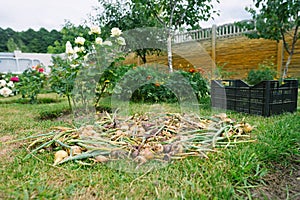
[117,37,126,46]
[95,37,103,45]
[103,41,113,46]
[0,79,7,87]
[0,87,12,97]
[7,81,14,88]
[74,46,80,53]
[73,53,79,60]
[89,26,101,35]
[70,64,78,68]
[74,46,85,53]
[75,37,86,45]
[65,41,74,54]
[111,27,122,37]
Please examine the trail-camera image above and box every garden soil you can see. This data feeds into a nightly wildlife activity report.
[251,158,300,199]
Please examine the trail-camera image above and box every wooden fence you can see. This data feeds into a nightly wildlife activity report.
[124,20,300,79]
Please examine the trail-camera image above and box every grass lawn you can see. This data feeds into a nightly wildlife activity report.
[0,93,299,199]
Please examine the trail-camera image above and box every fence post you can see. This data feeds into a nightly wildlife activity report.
[212,24,217,63]
[277,40,284,76]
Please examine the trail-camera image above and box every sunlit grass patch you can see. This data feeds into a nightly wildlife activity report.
[0,94,299,199]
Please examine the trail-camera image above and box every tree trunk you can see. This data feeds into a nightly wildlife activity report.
[137,50,147,64]
[67,95,72,111]
[141,54,147,64]
[167,34,173,73]
[280,26,298,81]
[282,52,293,79]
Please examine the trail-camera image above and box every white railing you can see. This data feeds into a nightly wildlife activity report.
[173,20,255,44]
[173,27,212,43]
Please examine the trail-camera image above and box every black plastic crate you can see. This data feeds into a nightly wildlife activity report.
[211,79,298,116]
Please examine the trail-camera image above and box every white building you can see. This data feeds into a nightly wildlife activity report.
[0,50,57,74]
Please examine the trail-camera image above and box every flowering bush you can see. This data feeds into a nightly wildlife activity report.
[49,26,127,110]
[116,66,209,103]
[17,65,46,103]
[0,73,19,97]
[10,76,20,82]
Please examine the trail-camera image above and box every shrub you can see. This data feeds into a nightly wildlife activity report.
[48,56,78,109]
[16,65,46,103]
[95,62,134,106]
[214,63,235,79]
[0,73,19,97]
[246,60,277,85]
[115,66,209,103]
[39,106,71,120]
[49,26,127,111]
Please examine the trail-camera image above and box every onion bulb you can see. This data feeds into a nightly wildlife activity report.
[94,155,109,163]
[140,148,154,160]
[53,150,68,165]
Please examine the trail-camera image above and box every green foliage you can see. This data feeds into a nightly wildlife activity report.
[93,0,218,66]
[39,105,71,120]
[48,56,79,109]
[178,70,210,100]
[6,38,19,52]
[93,1,164,64]
[16,65,46,103]
[130,0,218,29]
[95,63,134,105]
[214,63,235,79]
[245,1,299,42]
[47,22,89,54]
[115,66,209,103]
[0,27,62,53]
[48,26,128,111]
[246,60,277,85]
[47,41,64,54]
[125,0,219,71]
[243,0,300,78]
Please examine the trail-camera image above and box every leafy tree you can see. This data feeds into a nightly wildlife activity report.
[130,0,219,72]
[245,0,300,79]
[47,40,65,54]
[6,38,19,52]
[92,1,163,64]
[46,21,89,54]
[94,0,218,71]
[0,27,62,53]
[0,28,17,52]
[0,28,7,51]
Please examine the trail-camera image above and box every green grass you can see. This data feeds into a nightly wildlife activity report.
[0,93,299,199]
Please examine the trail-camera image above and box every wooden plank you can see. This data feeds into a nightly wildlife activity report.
[123,32,300,79]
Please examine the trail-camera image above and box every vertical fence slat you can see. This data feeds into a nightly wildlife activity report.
[173,19,254,43]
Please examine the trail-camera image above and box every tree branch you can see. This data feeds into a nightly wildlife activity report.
[175,5,188,28]
[146,1,167,28]
[169,0,178,28]
[290,25,299,55]
[281,28,291,55]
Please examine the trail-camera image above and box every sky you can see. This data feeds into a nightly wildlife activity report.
[0,0,254,32]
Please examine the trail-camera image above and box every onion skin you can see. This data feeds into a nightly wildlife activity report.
[94,155,109,163]
[53,150,68,165]
[140,148,154,160]
[69,146,82,156]
[163,144,172,153]
[134,156,147,164]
